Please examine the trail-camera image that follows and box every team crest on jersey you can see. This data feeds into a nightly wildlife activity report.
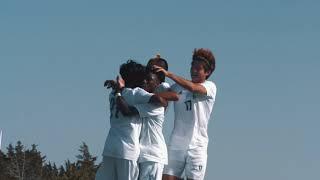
[192,165,203,171]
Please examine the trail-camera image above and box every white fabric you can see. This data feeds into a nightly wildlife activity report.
[155,82,171,114]
[102,87,153,161]
[155,82,171,93]
[138,162,164,180]
[95,156,139,180]
[168,80,217,151]
[134,103,167,164]
[163,149,207,180]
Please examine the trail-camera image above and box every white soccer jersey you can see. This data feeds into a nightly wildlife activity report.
[168,80,217,150]
[135,102,167,164]
[102,87,153,161]
[155,82,171,93]
[155,82,171,114]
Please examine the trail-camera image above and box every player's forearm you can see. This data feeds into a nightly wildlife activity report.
[166,72,207,94]
[155,91,179,101]
[149,95,168,107]
[116,96,138,116]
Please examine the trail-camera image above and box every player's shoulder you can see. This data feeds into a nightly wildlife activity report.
[170,83,181,90]
[202,80,217,97]
[129,87,153,101]
[135,103,165,117]
[160,82,171,88]
[132,87,145,92]
[123,87,146,94]
[156,82,171,93]
[203,80,216,86]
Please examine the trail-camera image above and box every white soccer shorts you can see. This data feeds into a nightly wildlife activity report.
[163,149,207,180]
[95,156,139,180]
[139,161,164,180]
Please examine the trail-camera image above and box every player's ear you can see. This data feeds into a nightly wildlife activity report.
[205,70,211,76]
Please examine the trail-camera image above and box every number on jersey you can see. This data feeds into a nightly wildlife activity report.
[184,100,192,111]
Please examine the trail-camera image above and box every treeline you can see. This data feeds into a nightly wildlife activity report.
[0,141,99,180]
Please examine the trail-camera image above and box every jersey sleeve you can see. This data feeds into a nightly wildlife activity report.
[169,83,180,93]
[122,87,153,105]
[201,81,217,98]
[134,103,164,118]
[155,82,171,93]
[161,82,171,90]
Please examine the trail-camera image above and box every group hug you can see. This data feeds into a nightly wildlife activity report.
[95,48,217,180]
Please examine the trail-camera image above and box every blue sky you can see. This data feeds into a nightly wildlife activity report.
[1,0,319,179]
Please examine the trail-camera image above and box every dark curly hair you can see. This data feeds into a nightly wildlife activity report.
[192,48,215,79]
[146,55,168,83]
[120,60,146,88]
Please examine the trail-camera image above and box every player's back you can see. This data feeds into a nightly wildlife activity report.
[103,88,153,161]
[135,103,168,164]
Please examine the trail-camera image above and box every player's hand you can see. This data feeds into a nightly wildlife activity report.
[152,65,169,76]
[104,80,116,89]
[116,76,125,91]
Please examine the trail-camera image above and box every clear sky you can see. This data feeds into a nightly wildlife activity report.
[1,0,319,179]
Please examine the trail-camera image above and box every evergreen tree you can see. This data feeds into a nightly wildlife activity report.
[0,141,99,180]
[24,144,45,180]
[76,142,98,180]
[52,163,59,178]
[64,160,79,180]
[4,144,17,179]
[58,165,66,177]
[5,141,25,179]
[0,150,8,179]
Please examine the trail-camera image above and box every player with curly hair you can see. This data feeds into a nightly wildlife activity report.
[154,48,217,180]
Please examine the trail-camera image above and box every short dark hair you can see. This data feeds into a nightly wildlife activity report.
[119,60,146,88]
[147,56,168,83]
[192,48,215,79]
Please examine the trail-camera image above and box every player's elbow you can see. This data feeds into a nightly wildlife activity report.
[189,85,207,95]
[119,110,131,116]
[189,85,198,93]
[150,95,167,107]
[171,94,179,101]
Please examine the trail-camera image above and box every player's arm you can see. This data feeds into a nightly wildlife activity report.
[153,65,207,95]
[120,84,168,107]
[155,91,179,101]
[112,76,139,116]
[115,84,166,115]
[116,93,166,116]
[149,95,168,107]
[115,75,168,107]
[115,93,139,116]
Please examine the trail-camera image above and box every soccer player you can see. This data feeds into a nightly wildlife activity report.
[146,54,170,93]
[117,70,178,180]
[154,48,217,180]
